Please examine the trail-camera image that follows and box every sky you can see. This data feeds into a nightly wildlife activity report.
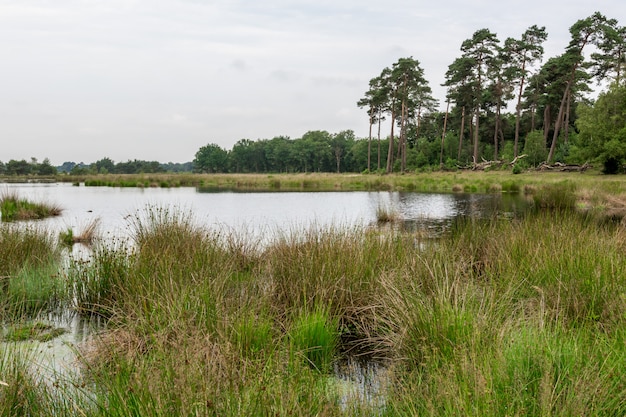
[1,1,624,165]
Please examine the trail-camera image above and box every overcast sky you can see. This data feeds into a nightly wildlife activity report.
[1,1,623,165]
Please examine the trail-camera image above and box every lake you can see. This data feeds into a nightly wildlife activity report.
[2,183,529,244]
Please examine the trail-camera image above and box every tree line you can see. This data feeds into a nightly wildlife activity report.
[356,11,626,173]
[0,158,192,176]
[195,11,626,175]
[3,12,625,176]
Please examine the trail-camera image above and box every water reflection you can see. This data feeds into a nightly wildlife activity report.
[369,191,531,236]
[1,184,530,245]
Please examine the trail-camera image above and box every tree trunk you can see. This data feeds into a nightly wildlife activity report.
[473,106,480,165]
[493,102,501,160]
[386,110,395,173]
[367,111,373,172]
[543,105,551,149]
[547,82,569,162]
[547,34,591,163]
[440,98,450,168]
[458,106,466,161]
[377,109,382,171]
[513,61,527,158]
[564,89,571,144]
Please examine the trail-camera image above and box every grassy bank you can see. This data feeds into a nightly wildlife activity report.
[2,203,626,415]
[40,170,626,193]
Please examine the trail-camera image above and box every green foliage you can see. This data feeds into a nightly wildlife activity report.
[5,264,63,314]
[232,312,274,357]
[3,322,67,342]
[59,228,74,246]
[576,83,626,173]
[193,143,229,173]
[523,130,548,166]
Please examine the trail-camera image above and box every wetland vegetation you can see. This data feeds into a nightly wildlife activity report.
[1,176,626,415]
[0,190,62,222]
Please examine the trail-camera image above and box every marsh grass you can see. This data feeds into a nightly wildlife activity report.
[375,204,402,224]
[0,225,58,276]
[381,211,626,415]
[289,305,339,373]
[0,344,55,416]
[0,224,61,317]
[67,242,132,316]
[529,180,578,210]
[0,190,62,222]
[5,264,64,314]
[6,199,626,414]
[59,218,100,247]
[3,321,67,342]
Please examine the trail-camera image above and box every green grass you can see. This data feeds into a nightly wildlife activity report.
[0,191,62,222]
[0,224,61,316]
[289,305,339,373]
[4,199,626,415]
[3,321,67,342]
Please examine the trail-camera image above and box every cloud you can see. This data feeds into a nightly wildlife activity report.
[0,0,622,164]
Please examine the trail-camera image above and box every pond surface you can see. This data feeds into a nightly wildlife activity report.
[2,183,529,244]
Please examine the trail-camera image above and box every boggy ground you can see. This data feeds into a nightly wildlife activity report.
[1,180,626,415]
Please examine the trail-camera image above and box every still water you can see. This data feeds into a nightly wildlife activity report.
[3,182,527,243]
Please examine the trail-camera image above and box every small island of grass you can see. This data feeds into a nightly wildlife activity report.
[0,191,62,222]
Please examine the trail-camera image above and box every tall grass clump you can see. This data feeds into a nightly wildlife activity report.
[264,225,409,346]
[0,190,62,222]
[529,180,578,211]
[0,344,58,416]
[66,242,132,317]
[59,218,100,247]
[4,263,64,314]
[0,225,61,316]
[131,205,237,280]
[375,204,402,224]
[0,226,58,275]
[289,305,339,373]
[231,310,274,358]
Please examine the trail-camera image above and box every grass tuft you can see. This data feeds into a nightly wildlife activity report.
[0,190,62,222]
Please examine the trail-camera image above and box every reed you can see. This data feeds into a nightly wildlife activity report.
[59,218,100,246]
[66,242,132,316]
[375,204,402,224]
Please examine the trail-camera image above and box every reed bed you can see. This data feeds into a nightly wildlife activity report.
[4,196,626,415]
[53,170,626,195]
